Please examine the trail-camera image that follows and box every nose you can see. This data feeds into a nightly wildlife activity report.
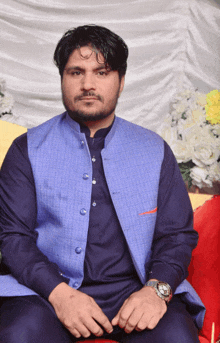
[81,72,95,91]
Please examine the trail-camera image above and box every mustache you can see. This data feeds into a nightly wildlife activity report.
[74,92,103,102]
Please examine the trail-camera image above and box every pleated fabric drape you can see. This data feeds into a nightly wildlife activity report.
[0,0,220,132]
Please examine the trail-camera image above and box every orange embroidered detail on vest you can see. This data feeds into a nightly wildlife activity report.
[139,207,158,215]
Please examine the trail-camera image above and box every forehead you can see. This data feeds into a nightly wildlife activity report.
[67,46,106,67]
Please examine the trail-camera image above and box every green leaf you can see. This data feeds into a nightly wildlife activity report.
[178,161,195,189]
[181,112,187,120]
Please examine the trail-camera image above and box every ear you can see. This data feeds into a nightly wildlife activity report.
[119,75,125,96]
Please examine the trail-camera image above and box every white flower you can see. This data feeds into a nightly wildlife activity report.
[171,140,192,163]
[172,101,187,114]
[196,93,207,107]
[183,124,215,145]
[190,166,213,188]
[178,119,198,141]
[159,88,220,189]
[212,124,220,136]
[191,109,206,124]
[192,144,220,167]
[0,92,14,114]
[159,125,177,147]
[208,162,220,182]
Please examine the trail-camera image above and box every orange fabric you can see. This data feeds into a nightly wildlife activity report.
[139,207,158,215]
[188,195,220,343]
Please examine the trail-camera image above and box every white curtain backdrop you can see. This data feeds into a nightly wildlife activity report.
[0,0,220,133]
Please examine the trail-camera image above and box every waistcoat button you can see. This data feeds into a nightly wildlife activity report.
[75,247,82,254]
[83,173,89,180]
[80,208,87,215]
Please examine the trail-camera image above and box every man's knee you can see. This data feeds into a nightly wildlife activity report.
[161,316,199,343]
[157,298,199,343]
[0,296,71,343]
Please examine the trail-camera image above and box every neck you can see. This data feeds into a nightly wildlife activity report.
[79,113,115,137]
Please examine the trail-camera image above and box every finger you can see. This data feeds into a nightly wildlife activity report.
[147,315,161,330]
[93,308,113,334]
[111,316,118,326]
[73,322,91,338]
[124,309,143,334]
[82,317,104,337]
[111,301,127,326]
[111,309,121,326]
[69,328,81,338]
[117,302,134,329]
[112,298,130,326]
[111,315,119,326]
[135,313,158,332]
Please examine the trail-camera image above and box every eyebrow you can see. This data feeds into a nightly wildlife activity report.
[65,65,110,73]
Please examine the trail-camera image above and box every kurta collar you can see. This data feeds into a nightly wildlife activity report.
[65,111,119,146]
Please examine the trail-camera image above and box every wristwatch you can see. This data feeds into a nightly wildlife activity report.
[146,280,172,303]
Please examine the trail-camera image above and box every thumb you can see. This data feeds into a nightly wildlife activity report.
[111,312,120,326]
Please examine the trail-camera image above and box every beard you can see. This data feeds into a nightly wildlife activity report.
[62,90,120,123]
[65,107,117,123]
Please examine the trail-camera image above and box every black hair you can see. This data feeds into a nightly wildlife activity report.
[53,24,128,79]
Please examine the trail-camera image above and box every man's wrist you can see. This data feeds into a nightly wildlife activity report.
[145,279,172,303]
[48,282,75,303]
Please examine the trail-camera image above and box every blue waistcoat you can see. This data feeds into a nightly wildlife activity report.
[0,113,205,328]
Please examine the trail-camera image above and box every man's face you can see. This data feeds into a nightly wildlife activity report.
[61,46,124,123]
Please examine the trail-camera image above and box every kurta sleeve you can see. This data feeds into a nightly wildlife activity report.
[148,141,198,294]
[0,134,69,298]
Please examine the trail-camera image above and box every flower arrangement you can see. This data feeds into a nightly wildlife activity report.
[159,89,220,189]
[0,78,14,117]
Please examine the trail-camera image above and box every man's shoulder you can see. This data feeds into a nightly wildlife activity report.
[115,117,164,145]
[27,113,66,145]
[28,113,64,134]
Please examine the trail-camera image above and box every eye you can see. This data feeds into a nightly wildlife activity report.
[71,71,81,76]
[97,70,108,76]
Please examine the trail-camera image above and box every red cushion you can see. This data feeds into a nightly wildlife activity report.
[187,195,220,342]
[198,337,209,343]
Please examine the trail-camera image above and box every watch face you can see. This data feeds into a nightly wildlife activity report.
[158,283,170,297]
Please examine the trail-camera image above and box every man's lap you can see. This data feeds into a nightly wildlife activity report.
[0,295,199,343]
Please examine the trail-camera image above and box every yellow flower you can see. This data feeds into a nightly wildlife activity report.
[206,90,220,105]
[205,90,220,125]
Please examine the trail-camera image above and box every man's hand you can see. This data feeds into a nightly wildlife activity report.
[111,284,167,333]
[48,282,113,338]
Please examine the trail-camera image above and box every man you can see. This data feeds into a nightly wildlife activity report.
[0,25,205,343]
